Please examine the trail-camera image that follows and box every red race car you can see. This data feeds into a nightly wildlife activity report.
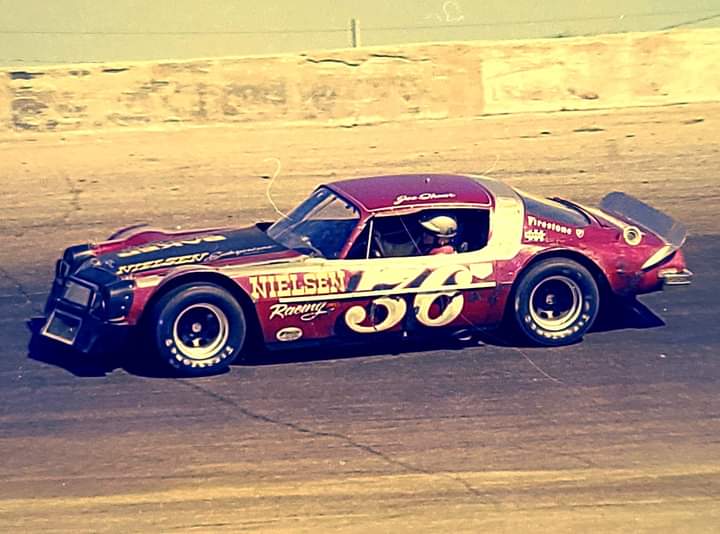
[41,174,692,376]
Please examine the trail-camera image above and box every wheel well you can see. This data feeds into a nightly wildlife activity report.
[141,272,264,348]
[505,250,613,318]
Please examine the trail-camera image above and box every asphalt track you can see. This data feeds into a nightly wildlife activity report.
[1,104,719,532]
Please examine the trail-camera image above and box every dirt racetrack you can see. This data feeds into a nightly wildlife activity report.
[0,103,719,532]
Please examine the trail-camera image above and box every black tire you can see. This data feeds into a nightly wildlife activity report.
[512,258,599,346]
[149,283,246,376]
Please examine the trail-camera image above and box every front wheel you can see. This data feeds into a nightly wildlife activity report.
[149,283,246,376]
[512,258,599,346]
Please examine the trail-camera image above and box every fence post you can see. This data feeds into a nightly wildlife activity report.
[350,18,360,48]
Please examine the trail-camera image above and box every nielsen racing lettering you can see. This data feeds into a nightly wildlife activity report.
[269,302,333,321]
[249,271,346,300]
[117,252,209,274]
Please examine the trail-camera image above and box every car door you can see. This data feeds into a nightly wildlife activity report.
[325,209,499,336]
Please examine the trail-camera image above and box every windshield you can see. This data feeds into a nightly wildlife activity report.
[267,187,360,258]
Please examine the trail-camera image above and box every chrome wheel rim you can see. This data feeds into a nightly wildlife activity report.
[529,275,583,331]
[172,303,229,360]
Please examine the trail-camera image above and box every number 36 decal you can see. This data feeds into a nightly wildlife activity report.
[344,263,494,333]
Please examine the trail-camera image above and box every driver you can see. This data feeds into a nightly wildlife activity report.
[419,214,457,255]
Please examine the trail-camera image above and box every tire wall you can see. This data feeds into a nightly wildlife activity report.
[0,28,718,134]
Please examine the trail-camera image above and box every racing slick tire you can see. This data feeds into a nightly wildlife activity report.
[512,258,599,346]
[149,283,246,376]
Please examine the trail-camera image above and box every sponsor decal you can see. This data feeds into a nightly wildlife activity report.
[345,263,494,334]
[524,229,546,242]
[117,252,209,274]
[259,263,494,333]
[527,215,579,237]
[269,302,333,321]
[249,271,346,300]
[208,245,276,261]
[393,192,456,206]
[117,235,227,258]
[276,326,303,342]
[575,228,585,239]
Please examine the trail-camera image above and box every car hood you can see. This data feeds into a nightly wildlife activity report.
[97,225,295,276]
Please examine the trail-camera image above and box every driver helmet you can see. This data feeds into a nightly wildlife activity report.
[419,214,457,239]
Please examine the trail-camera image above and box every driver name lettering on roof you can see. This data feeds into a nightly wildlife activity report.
[393,192,457,205]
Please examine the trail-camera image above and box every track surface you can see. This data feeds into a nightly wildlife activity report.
[1,104,719,532]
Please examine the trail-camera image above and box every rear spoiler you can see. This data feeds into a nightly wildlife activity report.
[599,192,687,249]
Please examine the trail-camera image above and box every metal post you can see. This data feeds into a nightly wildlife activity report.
[350,18,360,48]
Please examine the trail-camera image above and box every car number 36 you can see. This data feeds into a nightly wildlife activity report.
[344,263,492,333]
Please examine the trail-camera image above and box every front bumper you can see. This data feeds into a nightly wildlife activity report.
[42,265,134,353]
[42,300,132,354]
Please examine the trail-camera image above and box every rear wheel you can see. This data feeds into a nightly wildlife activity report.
[512,258,599,346]
[150,283,246,376]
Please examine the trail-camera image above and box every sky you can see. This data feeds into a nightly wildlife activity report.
[1,0,719,66]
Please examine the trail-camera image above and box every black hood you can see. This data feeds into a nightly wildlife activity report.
[98,225,288,276]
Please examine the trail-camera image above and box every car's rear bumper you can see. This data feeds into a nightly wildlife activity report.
[659,268,693,286]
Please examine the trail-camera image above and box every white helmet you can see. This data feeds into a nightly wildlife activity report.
[419,214,457,238]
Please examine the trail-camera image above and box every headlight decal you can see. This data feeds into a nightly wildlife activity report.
[62,280,93,307]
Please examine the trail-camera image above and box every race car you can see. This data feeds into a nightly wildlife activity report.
[40,174,692,376]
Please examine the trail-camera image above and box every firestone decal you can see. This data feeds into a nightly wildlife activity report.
[527,215,579,237]
[117,252,209,274]
[249,271,346,300]
[524,229,546,242]
[117,235,227,258]
[393,192,456,206]
[269,302,333,321]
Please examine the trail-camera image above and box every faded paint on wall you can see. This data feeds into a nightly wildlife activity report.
[0,28,718,134]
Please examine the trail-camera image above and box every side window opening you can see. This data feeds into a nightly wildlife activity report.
[357,208,490,259]
[519,192,591,226]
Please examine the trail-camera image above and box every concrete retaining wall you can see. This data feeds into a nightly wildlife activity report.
[1,28,718,133]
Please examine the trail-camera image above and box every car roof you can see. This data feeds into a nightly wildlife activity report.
[326,174,494,213]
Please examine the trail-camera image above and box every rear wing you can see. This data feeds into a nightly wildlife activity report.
[599,192,687,248]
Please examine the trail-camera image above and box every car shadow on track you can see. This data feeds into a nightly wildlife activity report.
[592,295,666,333]
[26,318,188,379]
[26,297,664,378]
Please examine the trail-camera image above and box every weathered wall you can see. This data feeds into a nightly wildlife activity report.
[480,29,720,114]
[0,28,718,133]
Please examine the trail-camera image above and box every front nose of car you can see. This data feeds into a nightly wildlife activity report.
[42,266,135,352]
